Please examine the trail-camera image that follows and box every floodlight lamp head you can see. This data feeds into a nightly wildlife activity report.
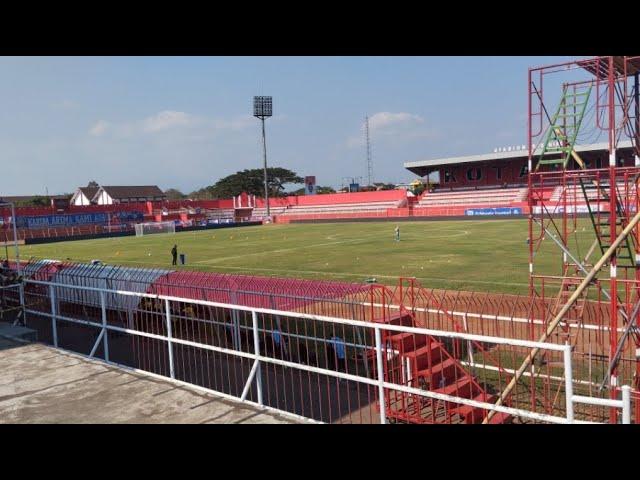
[253,96,273,118]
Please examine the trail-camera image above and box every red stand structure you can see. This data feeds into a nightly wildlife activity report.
[528,56,640,422]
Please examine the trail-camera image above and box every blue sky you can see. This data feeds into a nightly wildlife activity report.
[0,56,573,196]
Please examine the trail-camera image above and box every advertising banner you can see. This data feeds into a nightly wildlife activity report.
[304,176,317,195]
[16,211,143,229]
[465,207,523,216]
[531,205,605,214]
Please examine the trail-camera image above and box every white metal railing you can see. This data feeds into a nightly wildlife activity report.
[21,278,633,424]
[0,282,24,326]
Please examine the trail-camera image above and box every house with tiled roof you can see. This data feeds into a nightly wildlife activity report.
[70,184,166,205]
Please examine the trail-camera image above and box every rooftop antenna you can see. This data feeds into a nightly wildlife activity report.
[365,116,373,187]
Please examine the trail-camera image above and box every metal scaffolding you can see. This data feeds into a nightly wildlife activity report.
[527,56,640,422]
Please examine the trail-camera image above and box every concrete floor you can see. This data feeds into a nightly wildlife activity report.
[0,337,299,424]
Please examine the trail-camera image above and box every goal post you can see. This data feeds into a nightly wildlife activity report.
[134,221,176,237]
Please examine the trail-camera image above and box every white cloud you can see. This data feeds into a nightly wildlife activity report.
[212,115,255,131]
[346,111,436,148]
[88,111,263,140]
[52,99,79,110]
[142,110,196,132]
[89,120,109,136]
[368,112,424,131]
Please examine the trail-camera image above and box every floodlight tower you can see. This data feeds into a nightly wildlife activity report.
[365,116,373,187]
[253,96,273,217]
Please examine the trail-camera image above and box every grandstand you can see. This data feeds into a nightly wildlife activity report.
[415,186,527,207]
[281,200,399,215]
[3,55,640,425]
[3,139,638,245]
[0,195,250,243]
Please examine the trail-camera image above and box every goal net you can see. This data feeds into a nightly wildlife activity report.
[134,221,176,237]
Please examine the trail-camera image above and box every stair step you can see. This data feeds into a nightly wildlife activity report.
[433,376,477,399]
[417,358,458,388]
[405,342,444,371]
[389,332,427,351]
[383,311,414,327]
[487,412,513,424]
[598,220,622,226]
[555,113,581,118]
[451,393,495,424]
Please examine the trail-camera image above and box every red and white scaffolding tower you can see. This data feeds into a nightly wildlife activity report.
[528,56,640,422]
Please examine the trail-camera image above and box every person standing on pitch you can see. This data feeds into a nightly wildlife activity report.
[171,244,178,266]
[395,225,400,242]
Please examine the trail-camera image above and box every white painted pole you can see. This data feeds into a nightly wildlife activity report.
[374,327,387,424]
[251,310,263,406]
[165,298,175,379]
[10,203,20,275]
[49,284,58,347]
[100,290,109,362]
[621,385,631,424]
[240,360,260,402]
[18,283,25,326]
[564,343,574,423]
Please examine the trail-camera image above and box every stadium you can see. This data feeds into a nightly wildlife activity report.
[1,55,639,424]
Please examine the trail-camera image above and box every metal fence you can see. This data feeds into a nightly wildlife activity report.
[0,283,23,324]
[17,278,632,424]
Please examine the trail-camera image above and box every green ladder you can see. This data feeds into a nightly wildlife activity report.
[535,85,592,171]
[579,179,637,267]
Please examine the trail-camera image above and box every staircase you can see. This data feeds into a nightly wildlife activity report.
[535,85,592,171]
[580,179,636,267]
[551,275,588,338]
[374,310,511,424]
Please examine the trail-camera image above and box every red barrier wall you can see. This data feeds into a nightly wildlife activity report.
[255,190,406,208]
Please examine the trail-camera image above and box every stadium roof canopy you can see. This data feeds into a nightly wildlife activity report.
[404,140,634,177]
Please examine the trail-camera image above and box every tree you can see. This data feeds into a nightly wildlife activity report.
[373,182,397,191]
[202,167,304,199]
[87,180,99,188]
[407,179,427,196]
[164,188,186,200]
[188,187,214,200]
[290,186,336,195]
[16,196,49,207]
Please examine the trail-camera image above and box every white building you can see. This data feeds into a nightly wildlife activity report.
[70,185,166,206]
[70,186,100,206]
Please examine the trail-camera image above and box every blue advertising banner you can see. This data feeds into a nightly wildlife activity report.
[465,207,523,216]
[16,211,144,229]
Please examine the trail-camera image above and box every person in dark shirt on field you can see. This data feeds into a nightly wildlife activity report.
[171,244,178,266]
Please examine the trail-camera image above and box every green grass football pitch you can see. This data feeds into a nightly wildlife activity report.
[11,219,600,294]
